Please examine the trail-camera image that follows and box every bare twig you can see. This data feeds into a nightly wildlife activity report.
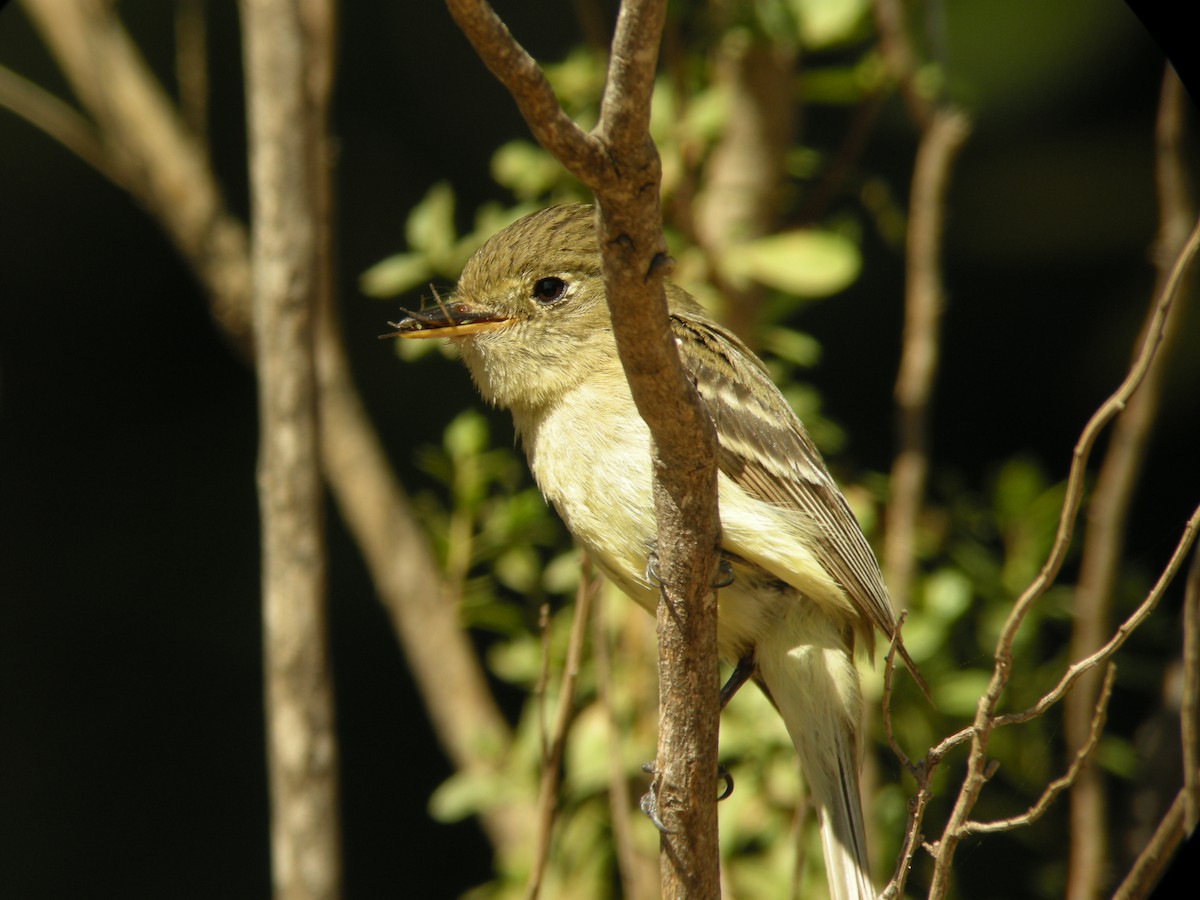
[927,213,1200,897]
[1112,787,1189,900]
[1065,65,1195,900]
[240,0,340,896]
[527,567,600,900]
[444,2,723,894]
[0,64,128,186]
[884,108,970,612]
[1182,547,1200,833]
[992,505,1200,730]
[592,581,648,900]
[693,31,793,344]
[964,665,1116,835]
[20,0,254,349]
[14,0,520,855]
[881,611,921,779]
[175,0,209,156]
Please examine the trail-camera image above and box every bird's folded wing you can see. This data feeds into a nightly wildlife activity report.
[670,310,898,652]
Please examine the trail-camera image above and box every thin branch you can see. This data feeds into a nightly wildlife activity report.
[240,0,340,895]
[1112,787,1189,900]
[443,3,723,894]
[0,63,129,186]
[993,505,1200,729]
[881,611,921,779]
[1182,546,1200,833]
[1065,64,1195,900]
[20,0,254,349]
[884,108,970,611]
[526,566,599,900]
[443,0,607,180]
[175,0,209,157]
[928,213,1200,898]
[593,582,654,900]
[963,664,1116,835]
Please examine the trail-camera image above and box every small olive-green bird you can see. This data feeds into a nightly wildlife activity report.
[387,204,918,900]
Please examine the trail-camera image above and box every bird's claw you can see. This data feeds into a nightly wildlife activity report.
[645,551,734,590]
[639,760,735,833]
[639,762,671,834]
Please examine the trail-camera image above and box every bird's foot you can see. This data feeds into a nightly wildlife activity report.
[639,761,734,834]
[644,549,734,590]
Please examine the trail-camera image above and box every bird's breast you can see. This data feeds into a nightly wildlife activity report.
[514,386,660,610]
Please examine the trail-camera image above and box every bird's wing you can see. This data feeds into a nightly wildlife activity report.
[670,310,898,649]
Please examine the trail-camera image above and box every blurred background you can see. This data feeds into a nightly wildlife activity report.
[1,1,1197,897]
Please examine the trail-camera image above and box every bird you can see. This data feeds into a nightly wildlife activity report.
[384,203,919,900]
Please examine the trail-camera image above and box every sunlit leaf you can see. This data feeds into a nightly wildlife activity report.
[405,181,457,261]
[359,251,432,297]
[720,229,860,296]
[789,0,870,48]
[934,668,992,716]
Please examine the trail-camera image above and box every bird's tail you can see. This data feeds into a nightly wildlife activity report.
[757,604,875,900]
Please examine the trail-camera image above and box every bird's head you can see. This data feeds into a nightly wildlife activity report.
[384,204,618,411]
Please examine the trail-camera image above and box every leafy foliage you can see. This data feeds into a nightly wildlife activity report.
[366,4,1176,897]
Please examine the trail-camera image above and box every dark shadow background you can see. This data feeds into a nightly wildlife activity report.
[1,2,1197,897]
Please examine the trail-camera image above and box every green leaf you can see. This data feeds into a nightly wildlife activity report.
[719,229,860,296]
[789,0,870,48]
[405,182,457,262]
[934,668,992,717]
[443,409,489,462]
[925,568,973,622]
[429,768,523,823]
[490,140,564,200]
[761,325,821,367]
[359,252,432,298]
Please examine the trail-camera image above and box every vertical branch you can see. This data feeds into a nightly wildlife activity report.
[594,586,656,900]
[1182,547,1200,833]
[884,108,969,611]
[241,1,340,897]
[444,2,722,894]
[20,0,253,349]
[11,0,522,864]
[175,0,209,157]
[1065,65,1195,900]
[927,215,1200,900]
[595,5,722,895]
[874,0,970,613]
[526,564,599,900]
[693,31,794,345]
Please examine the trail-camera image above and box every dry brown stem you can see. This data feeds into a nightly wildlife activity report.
[1112,787,1189,900]
[926,210,1200,896]
[20,0,253,349]
[240,0,340,895]
[884,108,970,612]
[962,665,1115,836]
[1065,65,1195,900]
[526,566,600,900]
[444,2,723,894]
[1182,547,1200,834]
[8,0,519,860]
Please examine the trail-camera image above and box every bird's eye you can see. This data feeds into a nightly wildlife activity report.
[532,276,568,304]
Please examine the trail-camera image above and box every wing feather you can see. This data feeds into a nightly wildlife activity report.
[669,305,898,652]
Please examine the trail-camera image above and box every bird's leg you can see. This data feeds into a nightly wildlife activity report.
[638,652,757,831]
[720,652,756,709]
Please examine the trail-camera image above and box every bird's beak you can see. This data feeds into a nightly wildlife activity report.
[379,300,512,340]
